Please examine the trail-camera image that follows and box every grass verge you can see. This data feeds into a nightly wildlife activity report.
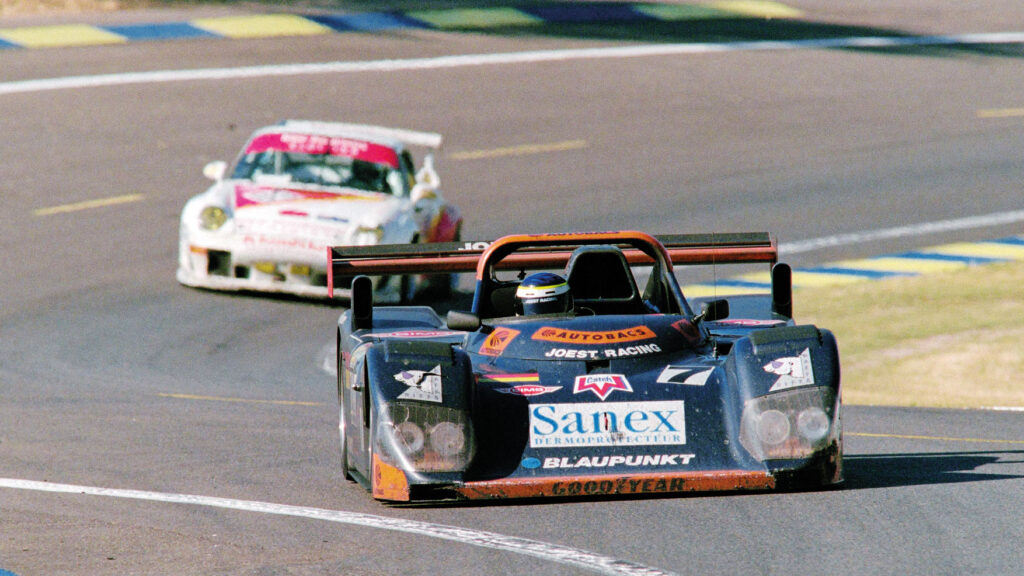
[796,260,1024,408]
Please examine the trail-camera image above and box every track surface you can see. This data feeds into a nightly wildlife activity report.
[2,2,1024,574]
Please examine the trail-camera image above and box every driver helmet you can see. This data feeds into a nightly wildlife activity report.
[515,272,572,315]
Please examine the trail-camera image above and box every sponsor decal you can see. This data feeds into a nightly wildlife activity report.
[245,132,401,168]
[317,215,350,224]
[394,365,443,403]
[479,373,562,397]
[573,374,632,401]
[764,348,815,392]
[478,327,520,356]
[532,326,656,344]
[479,373,540,384]
[550,477,690,497]
[497,385,563,397]
[529,401,685,447]
[235,185,350,208]
[458,241,492,251]
[366,330,458,339]
[520,457,541,469]
[542,453,695,469]
[604,344,662,358]
[656,366,713,386]
[543,344,662,360]
[545,348,601,360]
[236,216,344,240]
[240,234,324,252]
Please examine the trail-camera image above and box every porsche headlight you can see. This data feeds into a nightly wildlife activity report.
[353,224,383,246]
[739,387,838,462]
[375,402,474,473]
[199,206,228,231]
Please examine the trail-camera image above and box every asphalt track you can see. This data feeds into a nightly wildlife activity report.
[1,2,1024,575]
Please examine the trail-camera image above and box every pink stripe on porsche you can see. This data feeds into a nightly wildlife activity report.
[245,132,400,168]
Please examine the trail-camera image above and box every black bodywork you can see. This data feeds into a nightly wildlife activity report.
[330,231,842,502]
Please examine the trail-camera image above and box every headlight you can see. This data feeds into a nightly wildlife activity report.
[739,386,838,461]
[429,421,467,457]
[375,402,474,473]
[395,421,426,453]
[199,206,228,230]
[353,224,383,245]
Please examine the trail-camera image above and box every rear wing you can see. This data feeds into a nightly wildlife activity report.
[328,231,776,298]
[279,120,443,150]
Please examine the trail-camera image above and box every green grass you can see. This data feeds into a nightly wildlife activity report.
[795,260,1024,408]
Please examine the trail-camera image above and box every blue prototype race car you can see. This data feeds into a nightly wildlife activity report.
[329,231,842,502]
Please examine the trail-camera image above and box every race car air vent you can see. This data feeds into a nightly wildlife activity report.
[384,339,454,364]
[207,250,231,276]
[748,325,822,356]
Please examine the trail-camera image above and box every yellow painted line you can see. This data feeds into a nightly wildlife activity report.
[449,139,587,160]
[158,392,324,407]
[735,271,772,284]
[191,15,332,38]
[850,432,1024,445]
[708,1,804,19]
[790,270,868,288]
[977,108,1024,119]
[920,241,1024,260]
[34,193,144,216]
[0,24,126,48]
[408,8,543,29]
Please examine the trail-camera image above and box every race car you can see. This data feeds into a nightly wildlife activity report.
[330,231,842,502]
[177,120,462,300]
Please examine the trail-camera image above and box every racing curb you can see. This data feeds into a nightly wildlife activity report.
[0,1,800,49]
[684,235,1024,297]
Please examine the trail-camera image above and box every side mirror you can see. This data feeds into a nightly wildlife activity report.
[411,154,441,203]
[699,299,730,322]
[203,160,227,182]
[446,310,481,332]
[410,183,438,204]
[415,154,440,187]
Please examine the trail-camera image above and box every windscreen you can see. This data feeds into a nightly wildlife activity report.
[231,132,406,194]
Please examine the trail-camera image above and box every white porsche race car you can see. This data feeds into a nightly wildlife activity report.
[177,120,462,301]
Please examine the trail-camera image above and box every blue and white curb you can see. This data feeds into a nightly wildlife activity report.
[684,235,1024,297]
[0,1,802,50]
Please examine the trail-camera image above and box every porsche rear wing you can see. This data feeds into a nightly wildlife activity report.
[328,231,776,298]
[279,120,443,150]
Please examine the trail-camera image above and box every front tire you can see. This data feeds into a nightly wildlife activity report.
[339,405,354,482]
[338,352,355,483]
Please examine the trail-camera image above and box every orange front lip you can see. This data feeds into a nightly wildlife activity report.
[454,470,775,500]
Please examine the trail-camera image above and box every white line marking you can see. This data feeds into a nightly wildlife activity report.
[0,477,676,576]
[2,32,1024,96]
[779,209,1024,255]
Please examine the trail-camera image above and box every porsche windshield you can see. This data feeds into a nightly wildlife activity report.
[231,150,407,195]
